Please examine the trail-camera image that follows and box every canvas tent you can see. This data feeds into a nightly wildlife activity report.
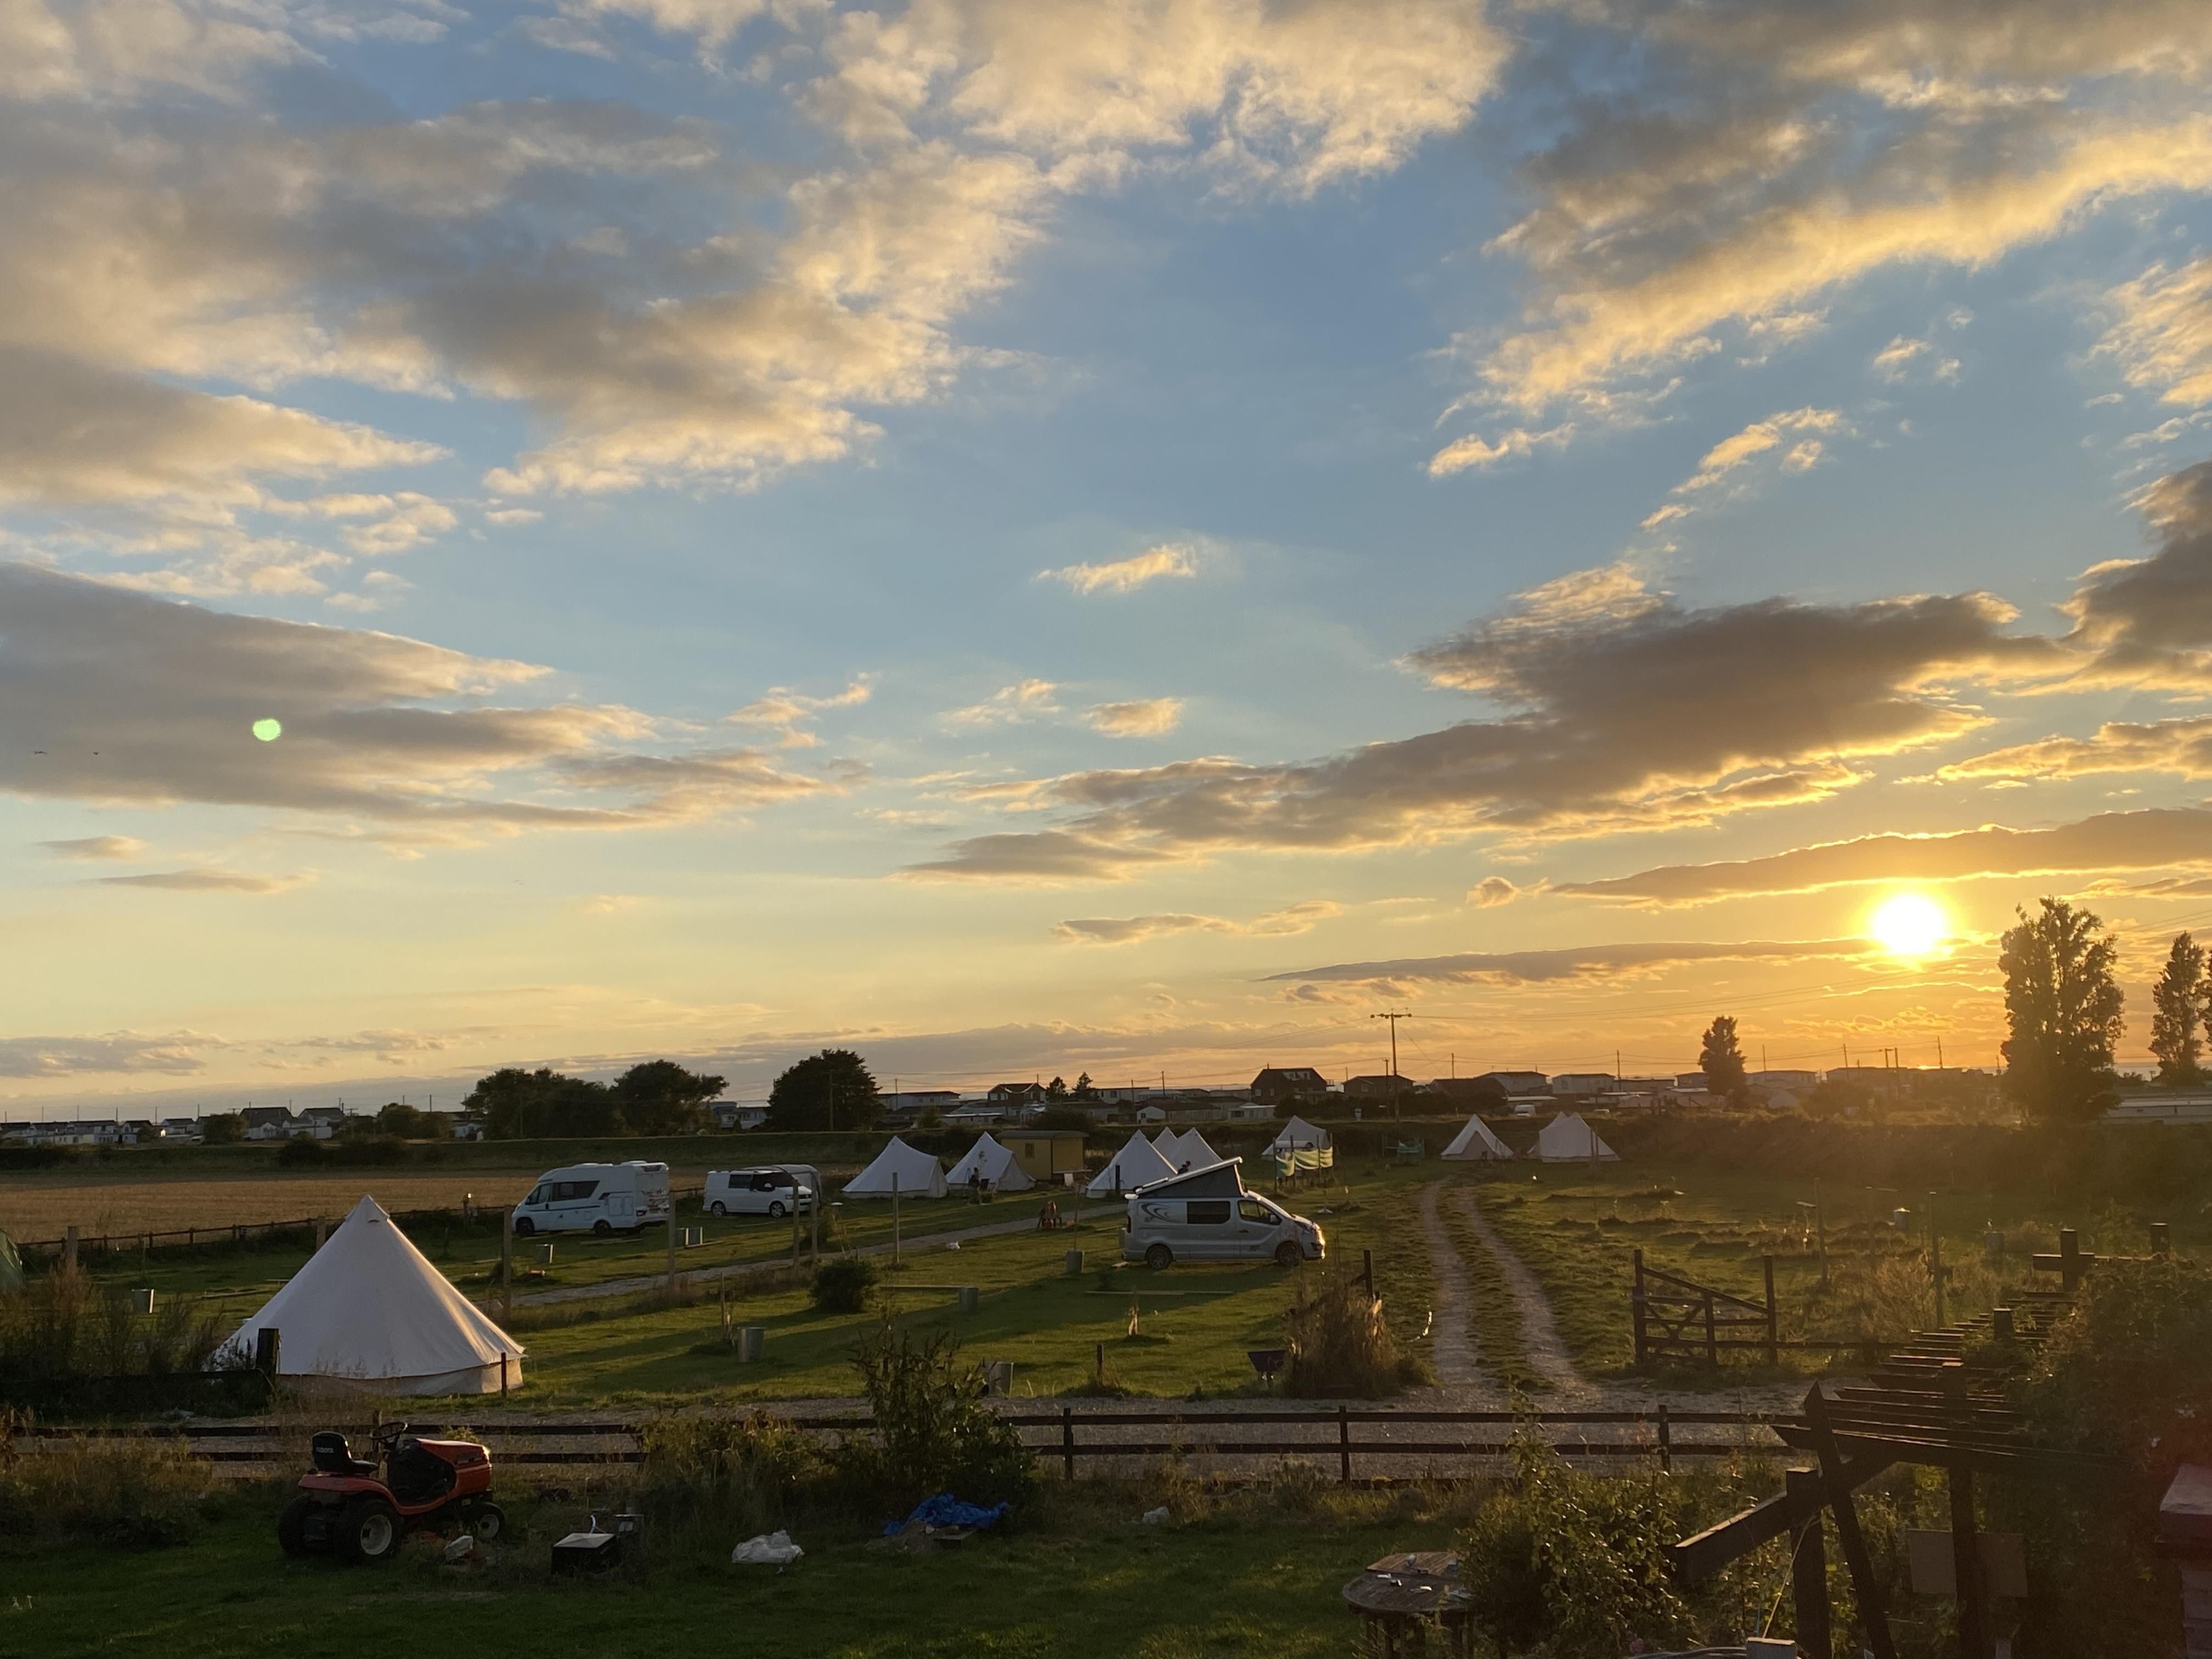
[1265,1116,1330,1156]
[1441,1115,1514,1161]
[844,1136,949,1198]
[1534,1112,1618,1163]
[1156,1128,1222,1172]
[221,1195,523,1395]
[945,1132,1033,1194]
[1085,1130,1180,1197]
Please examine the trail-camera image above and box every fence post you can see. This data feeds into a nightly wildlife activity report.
[1632,1249,1647,1365]
[64,1224,78,1272]
[1785,1466,1833,1659]
[893,1171,902,1267]
[1703,1290,1718,1368]
[499,1208,513,1322]
[2058,1227,2081,1293]
[1764,1255,1779,1368]
[500,1352,509,1400]
[1657,1402,1672,1475]
[1062,1406,1075,1480]
[1338,1404,1352,1484]
[1362,1249,1374,1299]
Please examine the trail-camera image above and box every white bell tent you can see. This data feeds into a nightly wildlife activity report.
[945,1132,1033,1193]
[844,1136,949,1198]
[1442,1115,1514,1161]
[222,1195,523,1396]
[1158,1128,1222,1171]
[1085,1130,1180,1197]
[1264,1116,1330,1156]
[1534,1112,1619,1163]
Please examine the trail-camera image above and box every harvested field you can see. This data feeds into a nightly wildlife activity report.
[0,1172,546,1240]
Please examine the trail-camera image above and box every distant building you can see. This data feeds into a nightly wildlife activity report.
[1344,1073,1414,1101]
[1748,1069,1819,1091]
[985,1082,1046,1107]
[709,1101,770,1131]
[1673,1072,1709,1092]
[160,1116,202,1142]
[1477,1071,1550,1096]
[1549,1073,1615,1097]
[2106,1093,2212,1124]
[297,1106,347,1139]
[1250,1066,1330,1103]
[998,1128,1088,1184]
[240,1106,296,1141]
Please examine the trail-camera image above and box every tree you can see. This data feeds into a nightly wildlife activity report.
[464,1067,622,1138]
[767,1049,879,1132]
[200,1111,243,1144]
[2000,897,2125,1125]
[373,1101,447,1139]
[1072,1073,1097,1099]
[2149,931,2206,1086]
[1045,1075,1067,1101]
[1697,1015,1748,1103]
[614,1060,725,1136]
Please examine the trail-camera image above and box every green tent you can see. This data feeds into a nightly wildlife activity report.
[0,1229,24,1294]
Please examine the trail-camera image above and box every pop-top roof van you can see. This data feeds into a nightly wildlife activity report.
[1120,1158,1323,1270]
[512,1160,670,1237]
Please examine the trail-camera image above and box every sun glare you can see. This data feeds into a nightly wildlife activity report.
[1869,891,1948,957]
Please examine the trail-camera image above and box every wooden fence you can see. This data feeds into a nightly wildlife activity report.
[7,1405,1782,1485]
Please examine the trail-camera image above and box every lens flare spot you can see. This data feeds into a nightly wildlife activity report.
[1869,891,1947,957]
[252,718,283,742]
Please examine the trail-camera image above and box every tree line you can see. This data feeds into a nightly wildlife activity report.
[461,1059,727,1138]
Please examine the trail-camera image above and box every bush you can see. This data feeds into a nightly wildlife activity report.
[0,1267,230,1410]
[1282,1274,1422,1397]
[811,1256,878,1314]
[0,1417,212,1549]
[834,1324,1034,1512]
[638,1410,827,1543]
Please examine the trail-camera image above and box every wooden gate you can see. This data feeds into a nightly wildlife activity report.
[1632,1249,1778,1368]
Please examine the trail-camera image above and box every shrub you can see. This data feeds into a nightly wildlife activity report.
[0,1267,230,1412]
[637,1410,828,1542]
[834,1324,1034,1512]
[0,1417,212,1549]
[811,1256,878,1314]
[1282,1274,1419,1397]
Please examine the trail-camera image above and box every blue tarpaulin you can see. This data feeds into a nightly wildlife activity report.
[883,1493,1010,1536]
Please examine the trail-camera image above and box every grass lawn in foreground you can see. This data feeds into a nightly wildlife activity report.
[0,1483,1466,1659]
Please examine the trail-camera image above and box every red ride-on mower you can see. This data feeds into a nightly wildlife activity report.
[278,1421,504,1565]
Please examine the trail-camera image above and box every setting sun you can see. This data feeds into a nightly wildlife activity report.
[1869,891,1949,957]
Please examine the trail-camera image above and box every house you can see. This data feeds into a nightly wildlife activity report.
[945,1104,1006,1126]
[240,1106,296,1141]
[297,1106,348,1139]
[2106,1093,2212,1124]
[709,1101,770,1131]
[1476,1071,1549,1096]
[996,1128,1087,1184]
[879,1090,962,1118]
[123,1119,161,1144]
[1224,1101,1275,1121]
[1344,1073,1415,1101]
[1674,1071,1709,1091]
[161,1116,202,1142]
[452,1116,486,1142]
[1549,1073,1615,1098]
[1250,1066,1330,1103]
[985,1082,1046,1107]
[1748,1069,1819,1091]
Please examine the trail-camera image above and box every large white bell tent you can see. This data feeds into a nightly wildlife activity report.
[1264,1116,1330,1156]
[1085,1130,1180,1197]
[1157,1129,1223,1172]
[1442,1115,1514,1161]
[222,1195,523,1396]
[844,1136,949,1198]
[945,1132,1034,1193]
[1534,1112,1619,1163]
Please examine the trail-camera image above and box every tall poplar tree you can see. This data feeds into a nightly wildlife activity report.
[1999,898,2125,1124]
[2149,931,2206,1085]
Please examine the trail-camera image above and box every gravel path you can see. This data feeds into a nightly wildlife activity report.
[505,1203,1122,1307]
[1414,1180,1487,1392]
[1446,1185,1592,1400]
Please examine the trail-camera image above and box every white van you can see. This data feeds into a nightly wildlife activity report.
[704,1166,817,1218]
[511,1161,671,1237]
[1121,1164,1323,1269]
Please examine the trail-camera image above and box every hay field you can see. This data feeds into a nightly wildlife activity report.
[0,1171,542,1241]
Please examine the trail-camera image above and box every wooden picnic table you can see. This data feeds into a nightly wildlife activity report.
[1341,1551,1473,1657]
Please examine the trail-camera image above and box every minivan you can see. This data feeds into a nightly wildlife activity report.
[1122,1190,1324,1269]
[511,1161,671,1237]
[704,1166,818,1218]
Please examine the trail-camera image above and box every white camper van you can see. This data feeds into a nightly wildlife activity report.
[1121,1160,1324,1269]
[511,1160,671,1237]
[704,1166,818,1218]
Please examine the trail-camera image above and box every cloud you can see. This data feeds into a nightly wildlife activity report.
[1428,424,1574,477]
[1651,409,1852,518]
[91,867,309,893]
[1085,698,1183,737]
[0,1031,215,1078]
[907,563,2060,879]
[1053,899,1340,945]
[1939,714,2212,783]
[727,676,874,747]
[1040,545,1197,596]
[37,834,146,861]
[1469,876,1520,907]
[1269,937,1876,986]
[943,679,1061,727]
[2100,256,2212,409]
[2061,459,2212,686]
[0,562,840,835]
[1560,806,2212,905]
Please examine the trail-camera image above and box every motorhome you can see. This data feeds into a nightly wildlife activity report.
[703,1166,818,1218]
[1120,1159,1324,1269]
[510,1161,671,1237]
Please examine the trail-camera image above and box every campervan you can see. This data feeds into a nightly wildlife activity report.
[703,1166,818,1218]
[510,1161,670,1237]
[1121,1161,1324,1269]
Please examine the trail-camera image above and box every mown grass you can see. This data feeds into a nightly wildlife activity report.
[0,1474,1475,1659]
[1434,1178,1545,1393]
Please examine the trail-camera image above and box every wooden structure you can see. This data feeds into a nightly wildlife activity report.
[1341,1551,1473,1657]
[1672,1296,2110,1659]
[1633,1249,1781,1368]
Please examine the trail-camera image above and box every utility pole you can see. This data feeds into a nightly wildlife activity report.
[1937,1035,1944,1071]
[1371,1011,1410,1120]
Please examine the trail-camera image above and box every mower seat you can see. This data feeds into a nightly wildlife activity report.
[311,1431,379,1478]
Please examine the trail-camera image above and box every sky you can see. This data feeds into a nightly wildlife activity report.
[11,0,2212,1116]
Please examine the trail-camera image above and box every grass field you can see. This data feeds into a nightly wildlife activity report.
[0,1479,1474,1659]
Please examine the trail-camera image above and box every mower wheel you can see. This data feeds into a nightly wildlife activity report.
[592,1220,613,1237]
[277,1497,314,1559]
[465,1503,505,1544]
[335,1496,402,1565]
